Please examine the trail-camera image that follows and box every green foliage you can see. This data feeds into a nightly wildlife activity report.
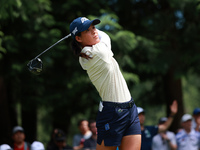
[0,31,6,60]
[1,0,200,144]
[115,31,137,53]
[108,0,200,105]
[91,12,122,32]
[182,72,200,113]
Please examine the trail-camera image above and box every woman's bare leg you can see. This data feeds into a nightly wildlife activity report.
[119,134,141,150]
[96,140,117,150]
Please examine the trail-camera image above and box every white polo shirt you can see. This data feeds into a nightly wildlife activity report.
[176,129,200,150]
[152,131,177,150]
[79,30,131,103]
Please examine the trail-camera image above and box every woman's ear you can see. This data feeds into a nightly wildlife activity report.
[75,36,82,43]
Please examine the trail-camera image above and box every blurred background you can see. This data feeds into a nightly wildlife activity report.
[0,0,200,147]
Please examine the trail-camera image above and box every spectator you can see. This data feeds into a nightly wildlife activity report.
[46,128,59,150]
[73,119,92,150]
[31,141,45,150]
[192,108,200,131]
[47,129,72,150]
[137,100,178,150]
[152,117,177,150]
[11,126,30,150]
[83,120,97,150]
[176,114,200,150]
[0,144,12,150]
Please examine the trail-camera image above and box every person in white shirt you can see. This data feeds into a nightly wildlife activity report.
[192,108,200,131]
[176,114,200,150]
[0,144,12,150]
[152,117,177,150]
[69,17,141,150]
[31,141,45,150]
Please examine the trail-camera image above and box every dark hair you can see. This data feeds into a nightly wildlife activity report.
[89,120,96,127]
[70,32,82,56]
[77,119,88,127]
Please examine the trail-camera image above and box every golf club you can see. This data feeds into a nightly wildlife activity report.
[27,33,71,75]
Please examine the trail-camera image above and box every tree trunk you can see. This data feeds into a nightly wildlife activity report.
[52,108,72,136]
[0,77,18,145]
[163,67,184,133]
[21,103,37,143]
[0,77,11,144]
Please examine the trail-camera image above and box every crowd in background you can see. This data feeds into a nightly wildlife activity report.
[0,107,200,150]
[138,107,200,150]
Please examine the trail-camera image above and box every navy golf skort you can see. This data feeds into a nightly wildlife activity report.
[96,98,141,146]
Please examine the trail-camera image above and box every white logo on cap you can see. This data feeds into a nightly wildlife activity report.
[72,27,78,35]
[81,17,88,23]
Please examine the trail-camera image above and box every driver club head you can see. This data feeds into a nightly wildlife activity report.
[27,58,43,75]
[27,34,71,75]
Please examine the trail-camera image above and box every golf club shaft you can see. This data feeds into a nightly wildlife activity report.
[34,33,71,59]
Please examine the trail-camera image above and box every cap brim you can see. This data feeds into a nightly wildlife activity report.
[13,130,24,134]
[182,118,192,123]
[92,19,100,25]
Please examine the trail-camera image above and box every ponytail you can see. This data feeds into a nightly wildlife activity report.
[70,32,82,57]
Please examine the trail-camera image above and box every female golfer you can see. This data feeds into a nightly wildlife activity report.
[70,17,141,150]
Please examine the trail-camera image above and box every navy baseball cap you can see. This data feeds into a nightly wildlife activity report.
[193,108,200,115]
[70,17,100,39]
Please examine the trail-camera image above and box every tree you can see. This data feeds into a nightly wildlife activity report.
[109,0,200,131]
[0,0,112,144]
[1,0,200,144]
[0,0,61,143]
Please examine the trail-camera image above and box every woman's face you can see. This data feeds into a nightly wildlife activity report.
[76,24,100,47]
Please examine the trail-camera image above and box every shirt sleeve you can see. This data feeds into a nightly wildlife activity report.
[93,29,113,63]
[151,136,156,150]
[92,42,113,63]
[97,29,111,50]
[73,134,81,147]
[170,132,177,145]
[79,30,114,70]
[153,126,159,136]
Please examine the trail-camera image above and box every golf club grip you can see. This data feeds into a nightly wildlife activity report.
[34,33,71,59]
